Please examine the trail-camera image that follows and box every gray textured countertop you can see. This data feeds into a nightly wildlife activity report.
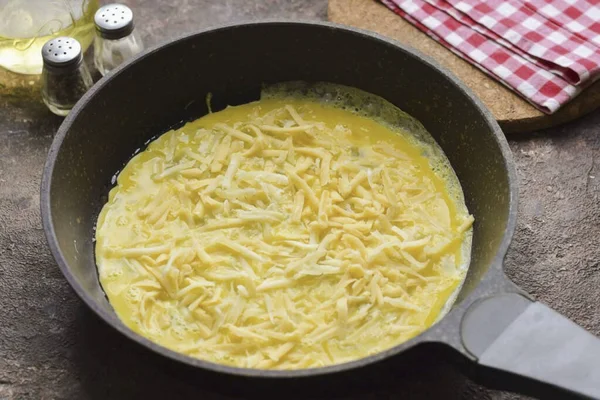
[0,1,599,399]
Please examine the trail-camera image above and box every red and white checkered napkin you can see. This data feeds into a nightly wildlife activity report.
[380,0,600,114]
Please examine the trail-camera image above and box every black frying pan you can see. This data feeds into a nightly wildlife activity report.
[40,21,600,399]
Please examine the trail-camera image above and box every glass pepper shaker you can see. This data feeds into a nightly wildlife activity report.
[41,37,94,117]
[93,3,144,76]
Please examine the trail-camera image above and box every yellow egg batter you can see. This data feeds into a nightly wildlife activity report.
[96,91,473,369]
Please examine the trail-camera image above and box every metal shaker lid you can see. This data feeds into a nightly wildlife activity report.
[41,37,82,69]
[94,3,135,40]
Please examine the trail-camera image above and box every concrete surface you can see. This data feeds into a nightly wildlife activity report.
[0,1,598,399]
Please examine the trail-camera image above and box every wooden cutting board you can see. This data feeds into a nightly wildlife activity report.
[328,0,600,133]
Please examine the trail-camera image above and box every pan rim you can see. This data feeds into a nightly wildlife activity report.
[40,19,518,378]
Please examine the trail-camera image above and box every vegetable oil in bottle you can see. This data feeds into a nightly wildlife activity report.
[0,0,99,75]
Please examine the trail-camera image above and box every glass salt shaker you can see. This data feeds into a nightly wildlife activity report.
[93,3,144,76]
[41,37,94,117]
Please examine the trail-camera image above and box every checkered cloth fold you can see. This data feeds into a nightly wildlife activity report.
[381,0,600,113]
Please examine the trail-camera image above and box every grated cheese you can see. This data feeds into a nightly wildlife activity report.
[96,98,473,371]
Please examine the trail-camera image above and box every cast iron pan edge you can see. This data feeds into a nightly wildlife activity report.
[40,20,518,379]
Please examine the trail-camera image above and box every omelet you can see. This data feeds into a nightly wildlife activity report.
[95,85,473,369]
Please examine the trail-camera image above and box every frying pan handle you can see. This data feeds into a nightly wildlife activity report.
[459,293,600,399]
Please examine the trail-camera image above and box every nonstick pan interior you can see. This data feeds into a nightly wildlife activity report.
[41,21,515,377]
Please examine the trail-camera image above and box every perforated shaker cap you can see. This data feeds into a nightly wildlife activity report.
[94,3,134,40]
[41,37,82,69]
